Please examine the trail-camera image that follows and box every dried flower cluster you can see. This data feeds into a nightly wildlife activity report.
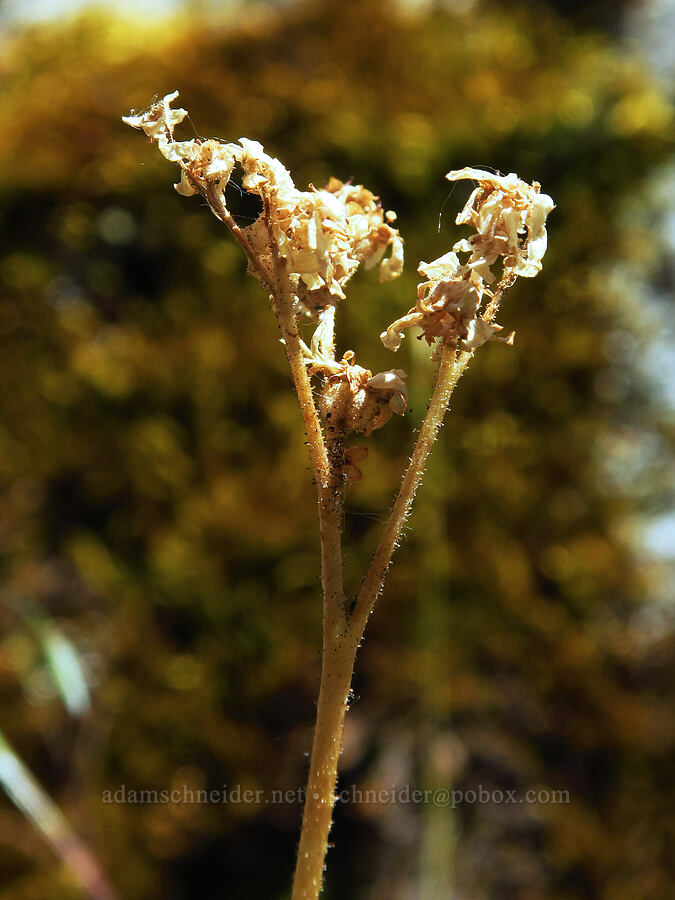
[381,167,555,353]
[123,92,403,316]
[124,94,554,468]
[124,92,408,446]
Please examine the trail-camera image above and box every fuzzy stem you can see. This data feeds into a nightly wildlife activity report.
[205,184,275,292]
[348,341,472,639]
[207,183,346,631]
[273,291,349,900]
[205,182,350,896]
[268,272,346,638]
[290,632,355,900]
[207,182,479,899]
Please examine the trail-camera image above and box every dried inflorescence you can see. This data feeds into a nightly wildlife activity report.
[123,92,403,319]
[123,93,239,195]
[124,94,553,484]
[381,167,554,353]
[124,92,409,467]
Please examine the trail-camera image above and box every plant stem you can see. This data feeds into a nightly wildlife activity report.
[348,341,472,639]
[206,187,350,897]
[207,183,346,633]
[208,184,478,899]
[273,287,350,900]
[290,631,355,900]
[205,184,275,292]
[206,186,351,897]
[271,277,346,637]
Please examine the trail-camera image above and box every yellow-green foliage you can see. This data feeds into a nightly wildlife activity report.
[0,1,672,898]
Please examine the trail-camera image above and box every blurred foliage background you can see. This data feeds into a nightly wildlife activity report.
[0,0,673,897]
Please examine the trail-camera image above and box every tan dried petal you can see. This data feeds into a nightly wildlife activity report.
[122,90,188,140]
[461,318,503,350]
[175,169,197,197]
[379,233,405,281]
[417,251,462,282]
[380,310,426,352]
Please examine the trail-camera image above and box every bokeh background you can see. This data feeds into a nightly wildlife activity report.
[0,0,673,897]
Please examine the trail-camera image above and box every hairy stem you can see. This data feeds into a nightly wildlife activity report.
[269,274,349,900]
[205,184,275,292]
[270,272,346,634]
[207,186,477,900]
[290,633,355,900]
[207,185,346,632]
[273,284,350,900]
[348,341,472,639]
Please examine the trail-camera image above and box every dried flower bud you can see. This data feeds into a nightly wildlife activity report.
[122,91,188,140]
[366,370,409,415]
[381,168,553,353]
[313,352,408,437]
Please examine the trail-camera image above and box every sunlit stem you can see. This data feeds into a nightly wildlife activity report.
[290,633,354,900]
[275,303,350,897]
[348,269,517,639]
[271,272,350,900]
[206,184,346,632]
[254,254,351,900]
[206,176,518,898]
[348,340,472,639]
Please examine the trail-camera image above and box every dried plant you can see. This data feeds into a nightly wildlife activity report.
[124,92,554,899]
